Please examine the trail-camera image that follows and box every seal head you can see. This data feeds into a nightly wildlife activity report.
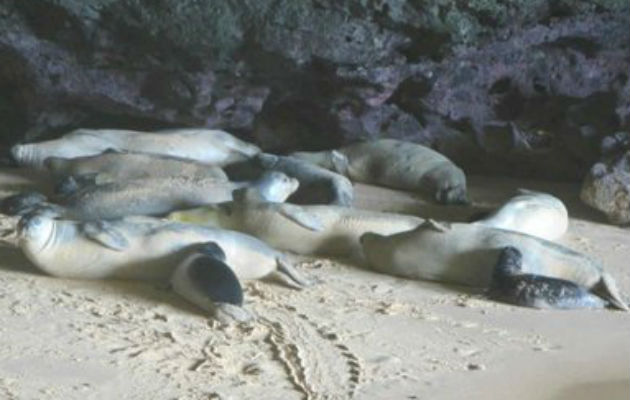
[255,171,299,202]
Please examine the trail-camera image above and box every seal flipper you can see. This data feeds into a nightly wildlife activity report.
[593,272,629,311]
[184,247,243,306]
[330,150,350,176]
[171,243,251,322]
[275,257,312,289]
[81,221,129,251]
[278,204,324,232]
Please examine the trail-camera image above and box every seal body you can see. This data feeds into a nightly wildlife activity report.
[360,221,627,310]
[11,128,261,169]
[488,247,607,309]
[225,153,354,206]
[17,213,305,284]
[475,189,569,241]
[169,202,422,259]
[291,139,467,204]
[52,172,298,220]
[44,151,228,183]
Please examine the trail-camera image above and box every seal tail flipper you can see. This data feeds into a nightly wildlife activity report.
[171,246,252,322]
[184,251,243,306]
[275,257,312,289]
[594,272,629,311]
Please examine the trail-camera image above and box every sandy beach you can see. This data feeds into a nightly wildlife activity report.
[0,171,628,399]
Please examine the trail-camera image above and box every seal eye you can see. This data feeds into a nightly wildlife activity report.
[18,213,46,235]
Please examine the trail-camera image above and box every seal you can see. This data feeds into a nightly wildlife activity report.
[473,189,569,241]
[1,191,49,216]
[168,192,422,260]
[44,150,228,184]
[11,128,261,169]
[360,220,628,310]
[225,153,354,206]
[171,242,254,321]
[291,139,468,205]
[9,171,299,220]
[488,246,607,309]
[16,212,309,319]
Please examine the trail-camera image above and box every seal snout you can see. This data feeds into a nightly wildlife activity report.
[436,186,469,205]
[10,144,24,165]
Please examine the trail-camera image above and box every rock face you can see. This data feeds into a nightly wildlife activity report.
[581,149,630,225]
[1,0,629,180]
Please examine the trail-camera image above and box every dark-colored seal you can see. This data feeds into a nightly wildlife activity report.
[292,139,468,205]
[3,172,299,220]
[488,246,608,310]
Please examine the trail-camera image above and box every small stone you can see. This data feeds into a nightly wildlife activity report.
[466,363,485,371]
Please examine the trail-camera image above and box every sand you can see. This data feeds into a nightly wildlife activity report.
[0,170,628,399]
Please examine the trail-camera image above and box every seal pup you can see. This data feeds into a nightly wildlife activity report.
[9,171,299,220]
[11,128,261,169]
[225,153,354,206]
[16,212,310,319]
[473,189,569,241]
[488,246,607,309]
[168,191,423,260]
[44,150,228,183]
[360,220,627,310]
[291,139,468,205]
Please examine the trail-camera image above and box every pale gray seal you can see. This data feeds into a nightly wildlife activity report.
[488,246,608,310]
[474,189,569,241]
[11,128,261,169]
[291,139,468,204]
[8,171,299,220]
[225,153,354,206]
[168,193,422,260]
[360,220,627,310]
[16,212,309,319]
[44,150,228,183]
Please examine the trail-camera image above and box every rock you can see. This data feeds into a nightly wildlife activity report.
[600,132,630,156]
[581,151,630,224]
[0,0,628,180]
